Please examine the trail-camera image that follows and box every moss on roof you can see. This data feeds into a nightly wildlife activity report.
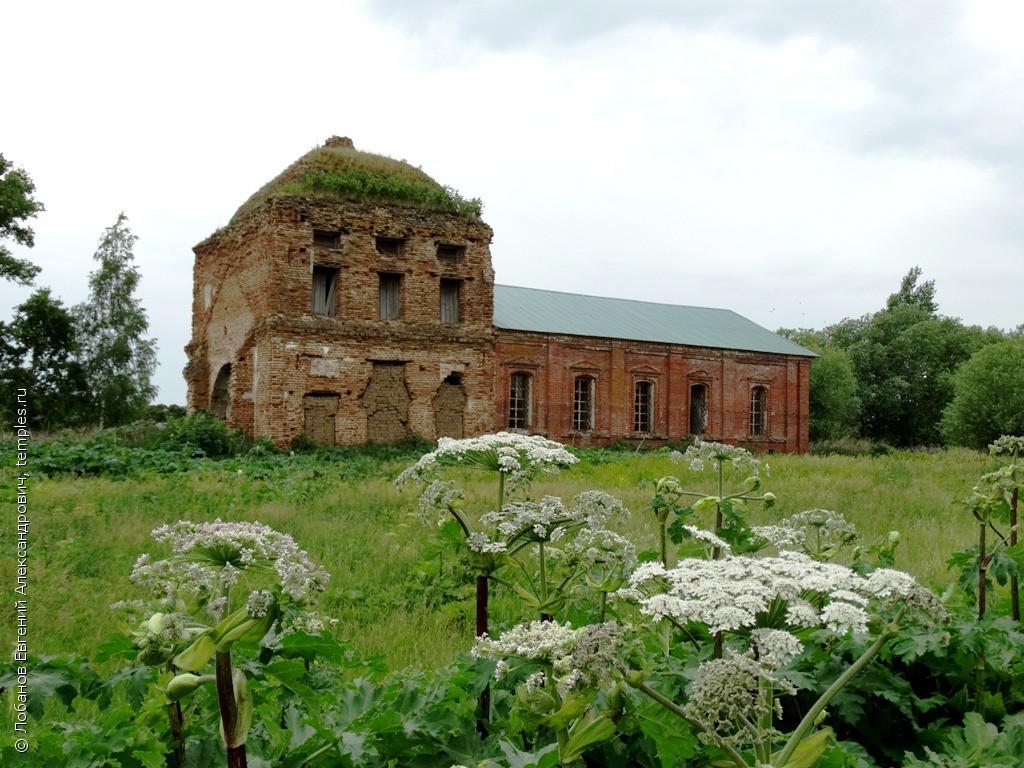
[230,136,483,223]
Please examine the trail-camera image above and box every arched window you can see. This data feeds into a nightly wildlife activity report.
[211,364,231,420]
[750,386,768,436]
[689,383,708,435]
[572,376,595,431]
[634,381,653,433]
[509,373,532,429]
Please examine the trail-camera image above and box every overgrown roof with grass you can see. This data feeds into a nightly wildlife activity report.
[230,136,483,224]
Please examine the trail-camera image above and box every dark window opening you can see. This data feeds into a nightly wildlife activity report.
[509,373,532,429]
[313,230,341,250]
[211,364,231,420]
[440,279,460,324]
[312,266,339,316]
[375,236,405,257]
[573,376,595,431]
[634,381,653,433]
[750,386,768,436]
[436,243,466,263]
[689,384,708,435]
[378,273,402,320]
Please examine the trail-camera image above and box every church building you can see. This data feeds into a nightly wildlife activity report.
[185,137,813,451]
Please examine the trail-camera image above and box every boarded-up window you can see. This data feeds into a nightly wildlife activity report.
[436,243,465,263]
[573,376,594,431]
[750,386,768,436]
[312,267,339,316]
[361,362,412,443]
[313,230,341,250]
[303,394,339,446]
[440,279,460,324]
[433,373,466,438]
[689,384,708,435]
[509,373,531,429]
[378,274,401,320]
[375,236,404,257]
[634,381,653,433]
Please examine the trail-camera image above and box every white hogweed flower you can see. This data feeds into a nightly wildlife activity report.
[395,431,578,486]
[466,532,508,554]
[680,439,764,476]
[246,589,274,619]
[473,620,622,695]
[135,519,330,614]
[626,551,939,636]
[683,655,795,748]
[749,628,803,669]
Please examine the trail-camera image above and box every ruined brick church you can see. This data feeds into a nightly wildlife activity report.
[185,137,813,451]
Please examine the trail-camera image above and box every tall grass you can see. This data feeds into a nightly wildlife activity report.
[0,447,988,670]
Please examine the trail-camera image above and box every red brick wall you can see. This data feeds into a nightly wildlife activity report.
[493,330,810,453]
[186,195,811,452]
[186,197,495,446]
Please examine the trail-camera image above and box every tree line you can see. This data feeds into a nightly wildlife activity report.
[0,154,156,431]
[780,267,1024,449]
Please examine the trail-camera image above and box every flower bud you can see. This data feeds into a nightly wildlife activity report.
[624,669,647,688]
[166,673,214,702]
[762,492,776,508]
[743,475,762,492]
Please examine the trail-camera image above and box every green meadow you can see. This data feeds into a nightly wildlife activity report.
[2,445,989,670]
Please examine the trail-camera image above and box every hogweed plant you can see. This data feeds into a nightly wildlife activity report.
[397,432,579,721]
[949,438,1024,622]
[752,508,859,562]
[130,520,329,768]
[655,440,775,567]
[617,552,946,768]
[472,620,625,768]
[989,435,1024,622]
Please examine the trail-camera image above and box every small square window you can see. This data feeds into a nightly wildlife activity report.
[375,236,405,257]
[313,230,341,250]
[436,243,465,263]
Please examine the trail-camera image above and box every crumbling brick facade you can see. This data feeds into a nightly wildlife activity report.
[186,138,811,452]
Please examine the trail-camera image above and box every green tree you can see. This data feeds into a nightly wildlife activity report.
[0,289,90,430]
[826,269,999,445]
[0,154,45,284]
[941,339,1024,448]
[778,328,861,440]
[74,213,157,427]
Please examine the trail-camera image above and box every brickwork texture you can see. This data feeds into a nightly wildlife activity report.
[186,138,810,452]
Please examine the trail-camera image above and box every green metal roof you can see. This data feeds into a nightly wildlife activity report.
[493,284,815,358]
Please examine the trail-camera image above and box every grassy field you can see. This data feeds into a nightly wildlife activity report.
[0,446,991,671]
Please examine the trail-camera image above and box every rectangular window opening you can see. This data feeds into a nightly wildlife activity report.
[573,377,594,431]
[378,273,402,320]
[313,230,341,250]
[509,373,531,430]
[689,384,708,435]
[634,381,653,433]
[440,279,461,324]
[436,243,466,263]
[312,266,339,316]
[750,387,768,436]
[375,236,405,257]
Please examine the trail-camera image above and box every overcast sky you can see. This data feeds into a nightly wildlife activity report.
[3,0,1022,405]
